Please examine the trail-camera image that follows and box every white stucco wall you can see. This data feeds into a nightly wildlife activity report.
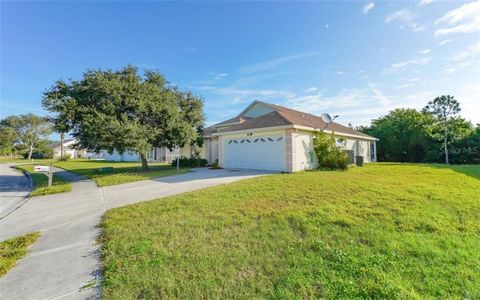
[100,150,140,162]
[292,130,318,171]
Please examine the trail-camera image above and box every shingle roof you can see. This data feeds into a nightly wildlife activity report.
[203,100,376,140]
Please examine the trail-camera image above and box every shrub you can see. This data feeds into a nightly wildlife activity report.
[313,131,349,170]
[210,159,220,169]
[172,156,208,168]
[57,153,71,161]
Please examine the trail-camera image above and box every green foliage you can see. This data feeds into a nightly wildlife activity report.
[101,164,480,299]
[42,65,204,169]
[0,127,17,156]
[312,131,348,170]
[172,156,208,168]
[15,164,71,196]
[0,114,52,159]
[423,95,462,164]
[362,108,435,162]
[0,232,40,277]
[448,127,480,164]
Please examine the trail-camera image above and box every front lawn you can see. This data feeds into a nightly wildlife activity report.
[101,164,480,299]
[0,232,40,277]
[54,160,189,186]
[14,165,71,196]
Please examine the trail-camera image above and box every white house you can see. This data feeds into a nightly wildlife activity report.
[50,139,87,159]
[92,100,378,171]
[196,100,377,172]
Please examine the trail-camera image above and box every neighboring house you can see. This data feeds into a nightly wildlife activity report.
[50,139,87,159]
[196,100,378,172]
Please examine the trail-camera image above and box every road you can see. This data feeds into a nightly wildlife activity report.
[0,164,31,219]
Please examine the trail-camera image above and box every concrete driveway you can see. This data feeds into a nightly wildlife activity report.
[0,167,269,299]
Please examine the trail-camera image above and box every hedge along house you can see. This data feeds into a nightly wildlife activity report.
[199,100,378,172]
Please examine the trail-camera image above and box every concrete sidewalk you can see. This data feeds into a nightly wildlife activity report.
[0,167,269,299]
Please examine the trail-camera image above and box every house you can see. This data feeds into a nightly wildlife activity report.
[196,100,378,172]
[50,139,87,159]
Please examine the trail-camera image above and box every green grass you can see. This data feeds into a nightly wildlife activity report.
[0,232,40,277]
[14,165,71,196]
[101,164,480,299]
[54,160,189,186]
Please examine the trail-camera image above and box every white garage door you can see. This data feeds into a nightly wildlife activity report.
[224,135,285,171]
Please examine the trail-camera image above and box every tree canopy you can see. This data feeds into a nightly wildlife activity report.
[361,96,476,164]
[0,114,52,159]
[42,65,204,169]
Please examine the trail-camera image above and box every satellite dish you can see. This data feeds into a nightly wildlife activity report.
[321,113,332,124]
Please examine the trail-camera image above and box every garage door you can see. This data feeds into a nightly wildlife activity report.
[224,135,285,171]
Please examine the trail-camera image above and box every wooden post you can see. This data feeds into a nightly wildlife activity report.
[48,163,53,187]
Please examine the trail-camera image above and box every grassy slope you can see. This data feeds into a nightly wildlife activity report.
[54,160,189,186]
[102,164,480,299]
[14,165,71,196]
[0,232,40,277]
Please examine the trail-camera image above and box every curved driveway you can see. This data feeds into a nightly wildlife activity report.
[0,166,269,299]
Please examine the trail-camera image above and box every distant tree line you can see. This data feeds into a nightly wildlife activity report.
[0,114,53,159]
[359,95,479,164]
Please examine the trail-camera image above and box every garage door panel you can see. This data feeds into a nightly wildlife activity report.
[224,135,285,171]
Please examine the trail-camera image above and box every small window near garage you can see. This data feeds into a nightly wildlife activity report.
[268,137,274,142]
[260,138,266,142]
[253,138,259,142]
[240,139,245,143]
[277,137,283,141]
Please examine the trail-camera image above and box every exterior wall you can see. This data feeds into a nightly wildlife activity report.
[99,150,140,162]
[342,138,372,163]
[292,130,318,171]
[242,102,274,118]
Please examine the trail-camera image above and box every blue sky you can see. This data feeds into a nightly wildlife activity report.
[1,0,479,133]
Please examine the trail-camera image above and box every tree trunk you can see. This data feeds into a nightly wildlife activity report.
[140,152,149,171]
[27,144,34,160]
[60,132,64,159]
[444,133,449,165]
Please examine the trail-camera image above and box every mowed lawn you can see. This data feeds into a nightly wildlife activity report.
[101,164,480,299]
[14,164,71,196]
[54,160,189,186]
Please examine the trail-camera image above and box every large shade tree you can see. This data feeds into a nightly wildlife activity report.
[422,95,461,164]
[43,65,204,170]
[0,114,53,159]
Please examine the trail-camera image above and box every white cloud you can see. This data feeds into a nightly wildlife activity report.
[194,85,296,105]
[450,41,480,61]
[212,73,228,80]
[325,24,330,29]
[304,87,318,93]
[438,39,452,46]
[383,57,432,74]
[419,49,432,54]
[442,60,474,74]
[395,83,415,89]
[435,0,480,35]
[239,52,322,74]
[336,71,345,75]
[418,0,433,6]
[362,2,375,14]
[368,82,391,106]
[385,9,426,32]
